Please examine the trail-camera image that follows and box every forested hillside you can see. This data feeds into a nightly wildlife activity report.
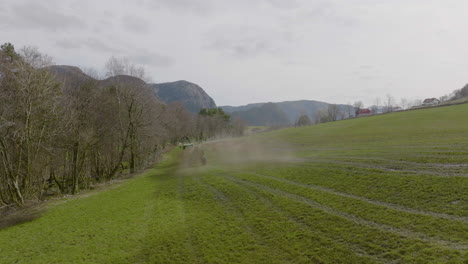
[222,100,355,126]
[229,103,291,126]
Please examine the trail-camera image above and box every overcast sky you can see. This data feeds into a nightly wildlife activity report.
[1,0,468,106]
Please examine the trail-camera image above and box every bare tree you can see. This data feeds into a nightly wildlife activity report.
[352,101,364,118]
[439,95,449,103]
[370,97,381,115]
[82,67,102,80]
[327,104,340,122]
[0,46,246,207]
[19,46,54,68]
[384,94,395,113]
[461,84,468,97]
[102,57,165,175]
[295,113,312,127]
[313,109,330,124]
[399,98,408,110]
[407,99,422,108]
[105,56,150,82]
[56,77,102,194]
[230,117,247,136]
[353,101,364,110]
[0,46,62,205]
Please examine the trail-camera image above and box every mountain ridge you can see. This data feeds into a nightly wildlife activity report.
[149,80,216,113]
[47,65,217,113]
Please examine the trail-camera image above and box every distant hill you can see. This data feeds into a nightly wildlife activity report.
[47,66,217,113]
[47,65,92,82]
[230,103,291,126]
[149,81,216,113]
[275,100,330,122]
[221,100,354,126]
[46,65,95,92]
[221,103,265,113]
[100,75,148,88]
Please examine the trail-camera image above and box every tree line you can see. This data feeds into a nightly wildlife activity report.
[294,104,354,127]
[295,88,468,127]
[0,43,244,207]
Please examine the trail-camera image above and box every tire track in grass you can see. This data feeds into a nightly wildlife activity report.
[193,175,294,264]
[177,171,279,263]
[239,171,468,245]
[199,173,345,264]
[222,173,467,251]
[177,171,204,263]
[132,154,199,264]
[194,175,256,235]
[199,173,376,263]
[240,171,468,224]
[299,158,468,178]
[261,163,467,218]
[131,173,159,263]
[284,157,468,178]
[199,173,378,264]
[205,174,392,264]
[220,174,467,263]
[315,156,468,171]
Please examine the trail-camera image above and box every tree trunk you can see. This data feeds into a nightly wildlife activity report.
[71,142,79,194]
[129,127,136,174]
[0,138,25,206]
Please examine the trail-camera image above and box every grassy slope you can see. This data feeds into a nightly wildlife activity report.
[0,104,467,263]
[263,104,468,216]
[0,153,178,264]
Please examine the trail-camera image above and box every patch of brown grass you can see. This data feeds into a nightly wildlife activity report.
[0,201,44,230]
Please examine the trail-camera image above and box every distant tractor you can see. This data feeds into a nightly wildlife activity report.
[180,136,193,150]
[182,143,193,150]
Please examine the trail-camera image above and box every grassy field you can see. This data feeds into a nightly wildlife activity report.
[0,104,467,263]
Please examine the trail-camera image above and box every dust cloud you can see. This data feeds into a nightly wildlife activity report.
[199,137,297,168]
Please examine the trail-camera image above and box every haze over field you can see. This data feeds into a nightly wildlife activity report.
[2,0,468,105]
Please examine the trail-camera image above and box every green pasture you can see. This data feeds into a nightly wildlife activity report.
[0,104,467,263]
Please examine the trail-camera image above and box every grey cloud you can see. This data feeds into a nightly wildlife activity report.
[352,65,380,81]
[2,2,84,31]
[2,0,462,107]
[306,2,334,18]
[267,0,300,9]
[54,37,174,68]
[292,2,360,28]
[85,39,122,53]
[138,0,214,15]
[55,38,122,54]
[56,39,82,49]
[122,15,149,34]
[141,0,304,15]
[207,26,294,58]
[128,50,174,67]
[360,75,379,81]
[93,19,114,34]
